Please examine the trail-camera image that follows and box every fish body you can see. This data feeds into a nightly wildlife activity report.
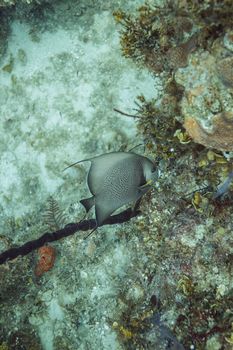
[75,151,156,226]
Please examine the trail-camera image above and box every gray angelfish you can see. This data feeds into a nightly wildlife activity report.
[65,151,156,229]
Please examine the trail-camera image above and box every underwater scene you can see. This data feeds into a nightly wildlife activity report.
[0,0,233,349]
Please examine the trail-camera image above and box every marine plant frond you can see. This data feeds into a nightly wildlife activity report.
[44,196,67,232]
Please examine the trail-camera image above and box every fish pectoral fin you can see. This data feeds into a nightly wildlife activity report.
[140,179,153,188]
[80,196,95,213]
[138,181,152,193]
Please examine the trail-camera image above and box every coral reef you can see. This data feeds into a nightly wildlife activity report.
[132,77,188,160]
[114,0,233,74]
[1,330,42,350]
[124,185,233,349]
[184,112,233,151]
[113,4,198,73]
[113,1,233,349]
[1,0,233,349]
[0,254,31,304]
[0,13,10,60]
[184,0,233,40]
[217,56,233,88]
[0,0,41,8]
[176,49,233,151]
[115,0,233,153]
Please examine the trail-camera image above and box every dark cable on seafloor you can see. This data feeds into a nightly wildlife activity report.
[0,208,140,265]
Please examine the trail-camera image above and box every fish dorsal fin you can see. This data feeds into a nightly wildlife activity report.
[63,156,93,171]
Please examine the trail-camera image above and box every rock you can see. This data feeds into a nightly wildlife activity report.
[184,112,233,151]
